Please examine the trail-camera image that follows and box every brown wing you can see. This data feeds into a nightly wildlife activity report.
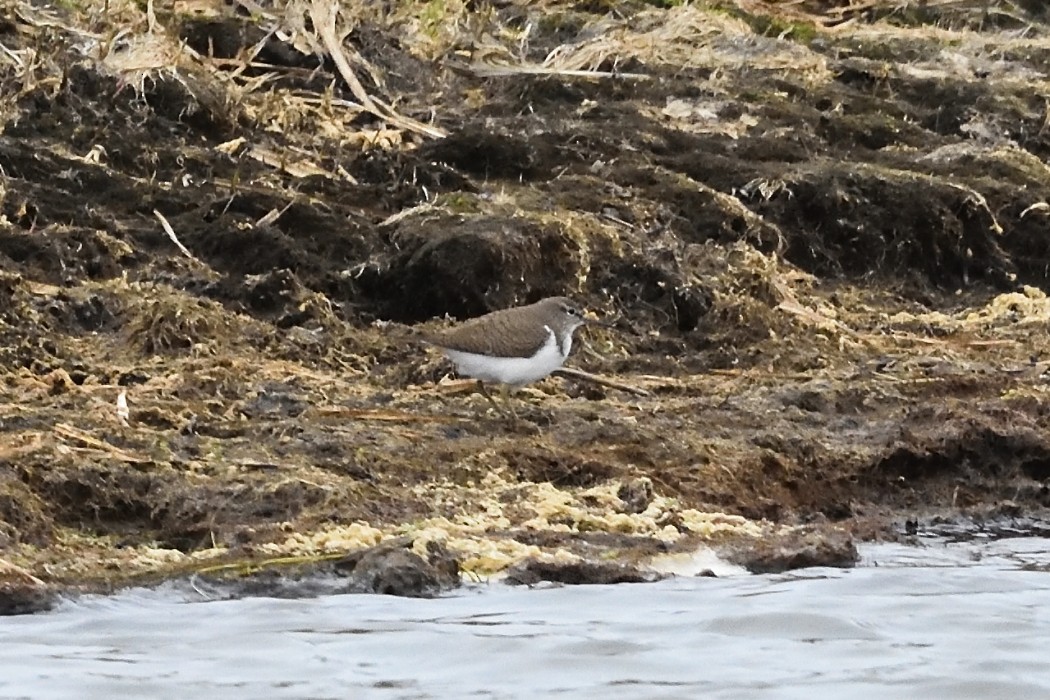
[422,303,552,358]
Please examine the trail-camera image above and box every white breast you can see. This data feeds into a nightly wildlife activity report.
[442,326,569,387]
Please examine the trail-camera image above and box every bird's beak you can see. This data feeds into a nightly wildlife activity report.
[584,311,615,329]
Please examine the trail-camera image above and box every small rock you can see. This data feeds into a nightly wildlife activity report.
[0,560,56,616]
[45,368,77,395]
[617,477,654,514]
[335,539,460,598]
[504,559,664,586]
[992,500,1023,519]
[730,528,859,574]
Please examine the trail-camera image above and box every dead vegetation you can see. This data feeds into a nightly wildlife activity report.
[2,0,1050,593]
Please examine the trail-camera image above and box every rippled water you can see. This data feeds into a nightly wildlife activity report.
[4,538,1050,699]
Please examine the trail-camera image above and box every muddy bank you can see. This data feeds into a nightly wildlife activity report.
[3,0,1050,608]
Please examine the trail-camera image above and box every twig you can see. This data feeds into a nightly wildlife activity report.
[1020,202,1050,218]
[146,0,157,33]
[0,42,25,69]
[153,210,205,265]
[456,61,649,81]
[187,574,213,600]
[255,200,296,228]
[946,182,1003,235]
[0,558,46,587]
[53,423,150,463]
[116,389,130,427]
[552,367,653,397]
[313,406,457,423]
[378,200,438,228]
[245,145,337,179]
[308,0,446,139]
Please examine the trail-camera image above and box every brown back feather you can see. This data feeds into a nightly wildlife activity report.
[422,298,570,358]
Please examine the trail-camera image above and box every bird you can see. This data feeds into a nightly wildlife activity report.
[422,296,596,418]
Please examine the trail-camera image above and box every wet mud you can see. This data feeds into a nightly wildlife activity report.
[3,0,1050,609]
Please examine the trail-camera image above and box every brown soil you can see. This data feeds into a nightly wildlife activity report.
[3,0,1050,598]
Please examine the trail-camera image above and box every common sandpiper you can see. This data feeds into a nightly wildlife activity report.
[423,296,599,417]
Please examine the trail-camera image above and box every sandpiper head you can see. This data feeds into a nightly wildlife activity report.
[543,296,588,334]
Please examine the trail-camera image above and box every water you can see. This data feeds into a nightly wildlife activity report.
[4,538,1050,699]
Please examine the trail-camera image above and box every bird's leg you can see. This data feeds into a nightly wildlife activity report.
[476,381,512,419]
[476,381,521,423]
[499,383,520,423]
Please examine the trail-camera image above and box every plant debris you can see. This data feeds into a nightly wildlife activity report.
[3,0,1050,605]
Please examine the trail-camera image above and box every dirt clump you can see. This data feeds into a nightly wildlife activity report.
[728,526,860,574]
[505,559,665,586]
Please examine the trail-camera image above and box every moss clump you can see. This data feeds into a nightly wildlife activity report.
[710,3,818,44]
[436,192,483,214]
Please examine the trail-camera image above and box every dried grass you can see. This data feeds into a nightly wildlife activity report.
[544,4,829,81]
[3,0,446,154]
[7,0,1043,165]
[124,290,257,356]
